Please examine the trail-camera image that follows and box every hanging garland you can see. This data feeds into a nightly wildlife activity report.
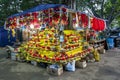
[52,12,60,25]
[91,17,105,31]
[61,13,68,26]
[72,12,76,26]
[80,13,88,28]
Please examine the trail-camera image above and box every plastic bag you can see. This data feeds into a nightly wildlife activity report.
[65,60,75,71]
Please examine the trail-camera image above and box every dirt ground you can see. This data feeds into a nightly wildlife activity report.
[0,47,120,80]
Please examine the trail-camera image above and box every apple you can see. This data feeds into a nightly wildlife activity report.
[55,57,60,61]
[46,46,50,50]
[39,54,41,58]
[44,55,49,61]
[33,53,38,57]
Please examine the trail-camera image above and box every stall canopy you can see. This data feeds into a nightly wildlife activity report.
[6,4,68,29]
[6,4,106,31]
[8,4,67,18]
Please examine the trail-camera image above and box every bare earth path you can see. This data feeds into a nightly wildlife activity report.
[0,48,120,80]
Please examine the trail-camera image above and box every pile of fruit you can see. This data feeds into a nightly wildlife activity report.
[18,28,92,64]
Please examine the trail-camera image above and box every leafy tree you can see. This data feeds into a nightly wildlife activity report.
[77,0,120,28]
[1,0,119,29]
[0,0,22,26]
[0,0,75,26]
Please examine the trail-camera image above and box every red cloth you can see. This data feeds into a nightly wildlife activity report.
[99,19,105,31]
[91,17,105,31]
[81,13,88,27]
[91,17,98,31]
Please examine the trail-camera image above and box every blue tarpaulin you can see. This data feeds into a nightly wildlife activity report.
[8,4,67,18]
[0,27,16,47]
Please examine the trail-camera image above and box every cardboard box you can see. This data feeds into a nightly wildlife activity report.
[47,65,63,76]
[76,60,87,68]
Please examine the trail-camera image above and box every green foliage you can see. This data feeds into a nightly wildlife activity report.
[0,0,68,26]
[77,0,120,28]
[0,0,119,27]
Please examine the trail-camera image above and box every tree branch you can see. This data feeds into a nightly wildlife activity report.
[83,0,101,18]
[107,0,117,21]
[91,6,101,18]
[108,11,120,25]
[101,0,105,18]
[85,7,94,16]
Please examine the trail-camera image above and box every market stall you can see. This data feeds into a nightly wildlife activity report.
[5,4,104,75]
[88,17,106,54]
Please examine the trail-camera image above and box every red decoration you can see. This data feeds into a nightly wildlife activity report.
[30,18,40,29]
[81,13,88,28]
[49,8,53,13]
[72,19,76,24]
[91,17,105,31]
[49,17,53,26]
[54,7,60,11]
[24,13,31,17]
[32,12,39,18]
[12,23,17,26]
[44,18,49,22]
[19,20,24,25]
[61,13,68,25]
[99,19,105,31]
[53,12,60,25]
[43,9,48,13]
[91,17,98,31]
[8,18,13,21]
[62,8,67,12]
